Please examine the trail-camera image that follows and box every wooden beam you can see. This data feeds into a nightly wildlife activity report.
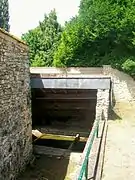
[51,89,57,93]
[37,107,95,110]
[32,130,87,142]
[36,101,96,109]
[34,92,97,97]
[33,88,97,93]
[35,97,96,100]
[34,127,90,137]
[40,88,46,93]
[35,134,87,142]
[33,100,96,106]
[33,89,97,97]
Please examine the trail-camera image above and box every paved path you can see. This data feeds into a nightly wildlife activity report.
[102,102,135,180]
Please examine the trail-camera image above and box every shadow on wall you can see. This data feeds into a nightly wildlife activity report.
[108,90,122,120]
[109,110,122,121]
[104,65,135,120]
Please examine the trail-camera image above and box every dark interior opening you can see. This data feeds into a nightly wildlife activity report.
[31,88,97,151]
[34,139,86,152]
[19,87,98,180]
[32,88,97,133]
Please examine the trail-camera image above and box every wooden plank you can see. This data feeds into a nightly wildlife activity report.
[36,133,87,142]
[34,91,97,98]
[35,108,95,112]
[38,107,95,110]
[33,99,96,104]
[38,89,97,93]
[35,97,96,100]
[32,130,87,142]
[33,100,96,108]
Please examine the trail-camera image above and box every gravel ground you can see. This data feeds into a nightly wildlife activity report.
[102,102,135,180]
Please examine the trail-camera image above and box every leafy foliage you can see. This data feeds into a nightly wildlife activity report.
[22,0,135,77]
[0,0,10,31]
[122,58,135,76]
[22,9,62,67]
[53,17,88,67]
[54,0,135,73]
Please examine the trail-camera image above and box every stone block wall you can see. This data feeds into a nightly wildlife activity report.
[96,89,110,121]
[103,65,135,102]
[0,29,32,180]
[103,65,135,119]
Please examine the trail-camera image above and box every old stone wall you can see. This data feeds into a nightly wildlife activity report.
[103,65,135,102]
[96,89,110,121]
[0,29,32,180]
[103,65,135,119]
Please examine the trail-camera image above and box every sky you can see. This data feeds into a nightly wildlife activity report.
[9,0,81,37]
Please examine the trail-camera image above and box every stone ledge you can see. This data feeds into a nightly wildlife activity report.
[0,28,28,48]
[95,120,108,180]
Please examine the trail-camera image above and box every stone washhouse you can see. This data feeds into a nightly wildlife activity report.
[1,28,135,180]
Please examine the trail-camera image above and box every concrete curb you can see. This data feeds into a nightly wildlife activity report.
[94,120,108,180]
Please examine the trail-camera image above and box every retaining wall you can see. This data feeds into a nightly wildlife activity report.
[103,65,135,102]
[103,65,135,119]
[0,29,32,180]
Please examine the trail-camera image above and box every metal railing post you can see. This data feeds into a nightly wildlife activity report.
[96,124,99,138]
[85,159,88,180]
[77,110,103,180]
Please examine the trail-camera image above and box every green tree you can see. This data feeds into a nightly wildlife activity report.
[54,0,135,72]
[22,9,62,67]
[54,17,87,67]
[0,0,10,31]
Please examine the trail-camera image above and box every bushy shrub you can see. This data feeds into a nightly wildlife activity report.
[122,59,135,76]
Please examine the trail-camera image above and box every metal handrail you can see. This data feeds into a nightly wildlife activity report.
[77,111,102,180]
